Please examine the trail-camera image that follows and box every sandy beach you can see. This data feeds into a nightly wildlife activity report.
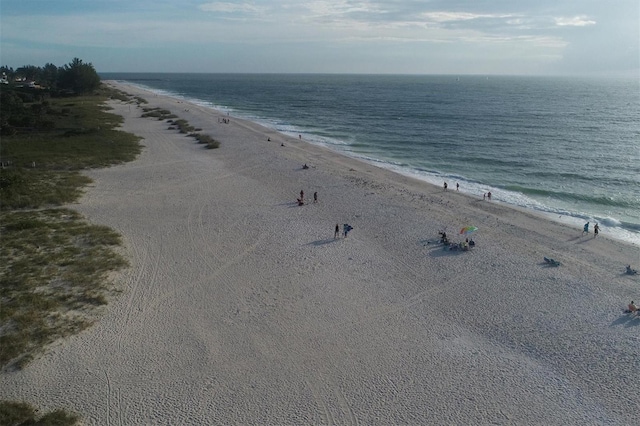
[1,81,639,424]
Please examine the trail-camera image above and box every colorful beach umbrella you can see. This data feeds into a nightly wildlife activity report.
[460,226,478,235]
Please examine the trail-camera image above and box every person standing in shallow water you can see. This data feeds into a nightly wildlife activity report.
[594,223,599,237]
[582,222,590,235]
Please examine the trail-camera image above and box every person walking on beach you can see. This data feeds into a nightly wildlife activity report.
[487,191,492,200]
[300,190,304,201]
[456,183,459,191]
[582,222,590,235]
[313,192,318,203]
[443,182,448,191]
[334,224,340,239]
[594,223,599,237]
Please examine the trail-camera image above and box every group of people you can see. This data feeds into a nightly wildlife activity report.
[457,238,475,251]
[335,223,353,238]
[296,189,318,206]
[439,231,475,251]
[443,182,461,191]
[442,181,494,202]
[295,171,353,239]
[582,222,600,237]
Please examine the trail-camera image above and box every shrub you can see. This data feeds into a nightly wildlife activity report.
[0,401,79,426]
[173,119,194,133]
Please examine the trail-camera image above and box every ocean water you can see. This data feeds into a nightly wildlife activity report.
[101,73,640,245]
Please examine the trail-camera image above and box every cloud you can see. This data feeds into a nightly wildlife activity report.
[554,16,596,27]
[420,11,515,24]
[2,0,634,75]
[198,2,265,14]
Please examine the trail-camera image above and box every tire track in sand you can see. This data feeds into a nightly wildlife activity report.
[305,377,335,425]
[115,241,154,353]
[135,218,266,320]
[315,236,447,338]
[131,161,265,315]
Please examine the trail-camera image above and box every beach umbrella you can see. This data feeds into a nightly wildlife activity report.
[460,226,478,235]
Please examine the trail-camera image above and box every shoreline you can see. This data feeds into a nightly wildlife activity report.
[1,80,638,424]
[110,78,640,247]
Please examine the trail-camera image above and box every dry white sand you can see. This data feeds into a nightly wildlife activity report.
[1,81,639,425]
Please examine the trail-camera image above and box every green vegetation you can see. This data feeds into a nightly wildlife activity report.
[191,133,221,149]
[0,59,144,423]
[141,107,176,120]
[1,88,141,210]
[171,118,195,134]
[160,118,220,149]
[137,100,222,150]
[1,170,91,210]
[0,400,79,426]
[0,208,127,369]
[1,57,100,94]
[0,81,138,368]
[0,58,221,421]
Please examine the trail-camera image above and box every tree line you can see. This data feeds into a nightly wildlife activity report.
[0,58,102,135]
[1,57,100,94]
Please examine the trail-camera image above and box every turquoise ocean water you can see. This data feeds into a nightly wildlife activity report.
[102,73,640,245]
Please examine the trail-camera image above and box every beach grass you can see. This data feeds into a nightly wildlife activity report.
[0,85,139,371]
[0,169,92,210]
[1,90,141,210]
[146,113,220,149]
[190,133,221,149]
[171,118,195,134]
[1,98,141,168]
[0,400,79,425]
[141,107,177,120]
[0,208,128,369]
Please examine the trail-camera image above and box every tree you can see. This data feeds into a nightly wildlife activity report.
[0,66,14,81]
[41,63,59,89]
[57,58,101,94]
[16,65,40,81]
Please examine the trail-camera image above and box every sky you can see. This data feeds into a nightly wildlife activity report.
[1,0,638,76]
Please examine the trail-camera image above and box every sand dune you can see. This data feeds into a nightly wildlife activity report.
[1,81,638,424]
